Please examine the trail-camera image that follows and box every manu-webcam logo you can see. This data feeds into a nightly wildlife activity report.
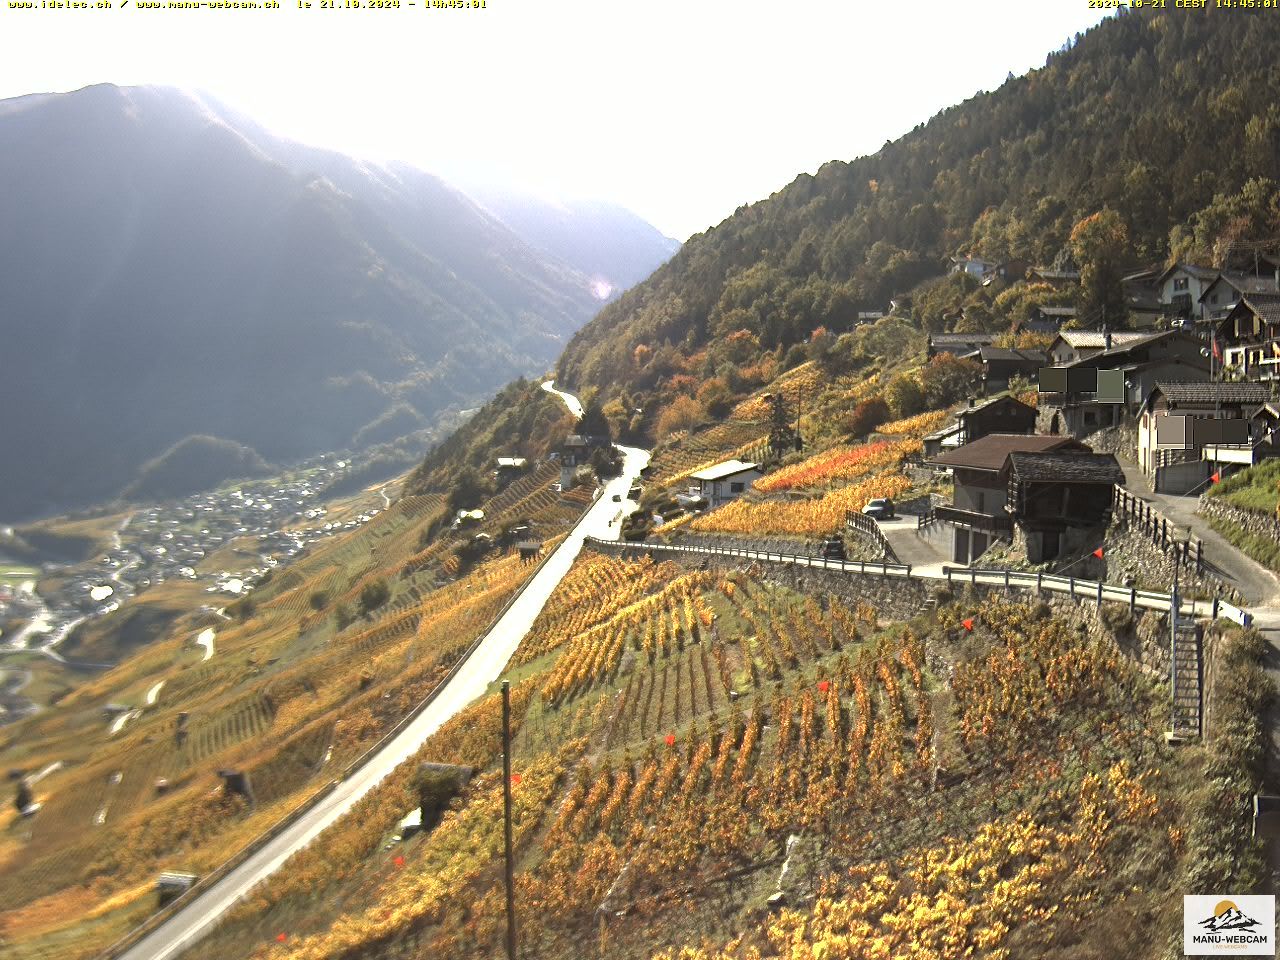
[1184,895,1275,955]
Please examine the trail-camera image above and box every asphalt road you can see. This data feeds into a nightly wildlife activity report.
[116,439,649,960]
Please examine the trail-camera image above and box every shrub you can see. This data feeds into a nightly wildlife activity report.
[359,580,391,616]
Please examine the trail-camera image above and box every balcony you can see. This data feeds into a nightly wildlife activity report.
[933,504,1013,533]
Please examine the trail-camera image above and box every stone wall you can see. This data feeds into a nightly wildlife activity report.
[596,540,932,622]
[1198,495,1280,551]
[663,531,882,563]
[1106,518,1243,604]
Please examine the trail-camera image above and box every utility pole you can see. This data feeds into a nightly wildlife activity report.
[502,680,517,960]
[1170,550,1180,733]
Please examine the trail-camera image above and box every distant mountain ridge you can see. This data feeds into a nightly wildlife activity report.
[0,84,677,520]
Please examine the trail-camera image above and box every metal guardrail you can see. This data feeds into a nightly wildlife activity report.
[99,495,596,960]
[587,538,1252,627]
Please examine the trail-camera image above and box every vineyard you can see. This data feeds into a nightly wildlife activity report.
[753,439,921,493]
[689,474,912,537]
[164,547,1239,960]
[0,464,595,960]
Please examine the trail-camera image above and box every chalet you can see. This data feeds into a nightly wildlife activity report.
[926,434,1120,564]
[978,347,1044,392]
[927,332,995,359]
[690,460,761,507]
[1198,270,1280,324]
[1152,263,1218,319]
[1006,451,1125,563]
[949,255,999,280]
[922,421,961,459]
[1038,330,1209,438]
[1047,330,1149,366]
[1137,381,1277,493]
[558,433,609,490]
[1027,266,1080,288]
[1213,292,1280,381]
[1024,304,1076,333]
[956,394,1037,445]
[494,457,528,484]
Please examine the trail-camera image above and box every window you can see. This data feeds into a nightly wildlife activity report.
[1173,277,1189,291]
[1210,293,1218,305]
[730,481,745,493]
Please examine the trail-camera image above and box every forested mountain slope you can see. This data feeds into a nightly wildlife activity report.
[557,9,1280,428]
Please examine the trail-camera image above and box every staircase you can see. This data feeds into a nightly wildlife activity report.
[1171,621,1203,739]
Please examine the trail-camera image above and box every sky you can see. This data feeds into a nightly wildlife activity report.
[0,1,1110,241]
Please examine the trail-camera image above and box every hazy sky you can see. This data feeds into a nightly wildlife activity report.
[0,1,1109,240]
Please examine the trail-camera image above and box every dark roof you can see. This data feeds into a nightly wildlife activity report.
[958,393,1036,417]
[1155,262,1218,285]
[1233,292,1280,325]
[1008,452,1124,485]
[930,333,996,346]
[978,347,1045,364]
[1200,271,1280,301]
[929,433,1082,472]
[1155,381,1271,405]
[1030,267,1080,280]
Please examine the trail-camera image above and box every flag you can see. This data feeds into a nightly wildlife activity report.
[510,773,522,786]
[393,855,405,867]
[1212,334,1222,362]
[1092,547,1104,559]
[962,617,974,631]
[276,934,288,943]
[1211,471,1221,483]
[818,680,830,693]
[665,733,676,747]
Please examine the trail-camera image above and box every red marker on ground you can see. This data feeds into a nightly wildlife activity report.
[962,617,974,631]
[393,855,405,867]
[1092,547,1104,559]
[817,680,830,693]
[665,733,676,747]
[276,933,288,943]
[1211,471,1221,483]
[510,773,522,785]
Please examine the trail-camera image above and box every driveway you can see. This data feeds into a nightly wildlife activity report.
[1118,460,1280,608]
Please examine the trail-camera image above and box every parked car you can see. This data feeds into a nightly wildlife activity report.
[861,498,895,520]
[819,536,846,560]
[611,493,622,502]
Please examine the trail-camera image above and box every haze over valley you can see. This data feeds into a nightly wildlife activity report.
[0,83,677,522]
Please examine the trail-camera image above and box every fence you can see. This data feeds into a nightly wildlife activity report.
[844,510,899,563]
[589,537,1251,626]
[1111,486,1205,574]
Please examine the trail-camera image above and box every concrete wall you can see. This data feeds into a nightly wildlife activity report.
[1155,458,1210,494]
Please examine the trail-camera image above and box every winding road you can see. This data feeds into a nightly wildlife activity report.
[112,385,649,960]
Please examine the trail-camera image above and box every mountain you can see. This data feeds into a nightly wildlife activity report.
[0,84,674,521]
[556,9,1280,428]
[454,184,680,292]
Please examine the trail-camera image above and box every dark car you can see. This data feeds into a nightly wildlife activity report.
[861,498,895,520]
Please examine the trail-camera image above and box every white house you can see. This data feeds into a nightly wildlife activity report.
[690,460,762,507]
[1152,263,1217,319]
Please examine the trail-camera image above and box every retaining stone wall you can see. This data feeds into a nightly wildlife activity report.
[1198,496,1280,550]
